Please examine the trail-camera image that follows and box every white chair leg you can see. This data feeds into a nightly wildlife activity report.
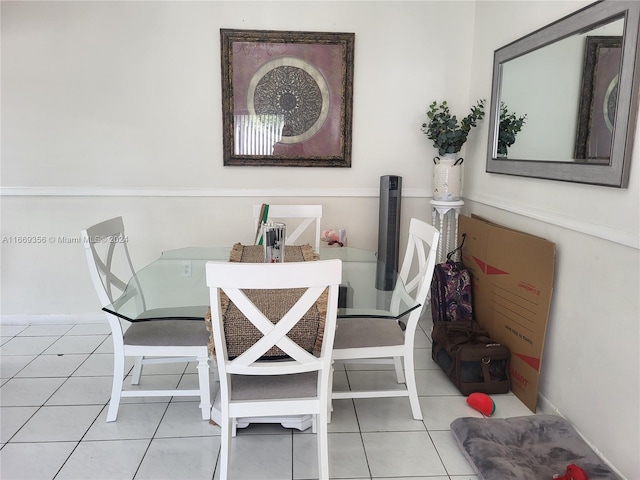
[404,353,422,420]
[197,355,212,420]
[317,412,330,480]
[328,364,334,423]
[107,352,125,422]
[131,356,144,385]
[219,417,233,480]
[393,356,405,383]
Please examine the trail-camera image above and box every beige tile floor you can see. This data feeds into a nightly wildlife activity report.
[0,315,535,479]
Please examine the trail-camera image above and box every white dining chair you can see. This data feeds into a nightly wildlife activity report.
[253,204,323,252]
[81,217,212,422]
[331,218,439,420]
[206,260,342,480]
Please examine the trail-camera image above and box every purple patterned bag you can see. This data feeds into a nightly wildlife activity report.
[430,260,474,322]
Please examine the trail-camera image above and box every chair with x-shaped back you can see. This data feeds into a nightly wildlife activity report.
[81,216,212,422]
[253,204,323,252]
[331,217,439,420]
[206,259,341,480]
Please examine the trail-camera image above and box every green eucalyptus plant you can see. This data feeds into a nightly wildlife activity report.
[497,102,527,156]
[421,99,485,156]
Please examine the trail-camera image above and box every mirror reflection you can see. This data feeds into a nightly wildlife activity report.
[486,0,639,188]
[498,17,623,163]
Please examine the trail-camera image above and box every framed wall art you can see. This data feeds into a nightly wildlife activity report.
[220,29,355,167]
[574,35,622,162]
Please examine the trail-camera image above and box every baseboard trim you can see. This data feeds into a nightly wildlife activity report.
[0,314,106,325]
[537,393,627,479]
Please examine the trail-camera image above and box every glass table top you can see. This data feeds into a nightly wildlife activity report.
[104,246,419,322]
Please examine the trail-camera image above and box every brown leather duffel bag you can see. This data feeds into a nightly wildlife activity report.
[432,321,511,395]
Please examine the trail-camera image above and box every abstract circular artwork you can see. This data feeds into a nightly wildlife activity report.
[221,29,354,166]
[247,57,330,144]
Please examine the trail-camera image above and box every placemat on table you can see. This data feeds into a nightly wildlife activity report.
[205,243,328,358]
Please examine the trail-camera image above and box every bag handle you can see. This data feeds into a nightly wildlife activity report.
[449,331,492,347]
[446,233,467,262]
[436,322,492,348]
[439,321,486,337]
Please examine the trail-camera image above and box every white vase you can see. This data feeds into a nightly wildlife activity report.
[432,153,463,201]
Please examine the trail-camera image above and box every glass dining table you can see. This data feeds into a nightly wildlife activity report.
[103,245,420,322]
[103,245,419,429]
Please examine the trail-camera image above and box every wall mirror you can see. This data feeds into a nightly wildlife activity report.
[486,0,640,187]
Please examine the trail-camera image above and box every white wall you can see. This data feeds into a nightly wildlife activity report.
[1,0,476,191]
[2,1,639,478]
[1,0,476,314]
[466,2,639,478]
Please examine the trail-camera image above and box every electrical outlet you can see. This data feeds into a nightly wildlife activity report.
[181,261,192,277]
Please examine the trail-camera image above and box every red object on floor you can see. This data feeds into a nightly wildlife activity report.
[553,464,590,480]
[466,392,495,416]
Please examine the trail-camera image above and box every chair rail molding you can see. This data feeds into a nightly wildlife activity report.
[465,192,639,250]
[0,186,429,198]
[3,187,635,249]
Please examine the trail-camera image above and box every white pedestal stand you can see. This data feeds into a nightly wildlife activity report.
[430,200,464,263]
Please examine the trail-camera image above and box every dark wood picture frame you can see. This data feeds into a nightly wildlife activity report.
[574,36,622,162]
[220,29,355,167]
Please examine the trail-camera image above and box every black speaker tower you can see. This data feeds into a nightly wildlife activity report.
[376,175,402,291]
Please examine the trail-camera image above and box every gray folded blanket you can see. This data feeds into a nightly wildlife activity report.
[450,415,621,480]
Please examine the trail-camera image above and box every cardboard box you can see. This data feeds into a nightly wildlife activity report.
[458,215,555,412]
